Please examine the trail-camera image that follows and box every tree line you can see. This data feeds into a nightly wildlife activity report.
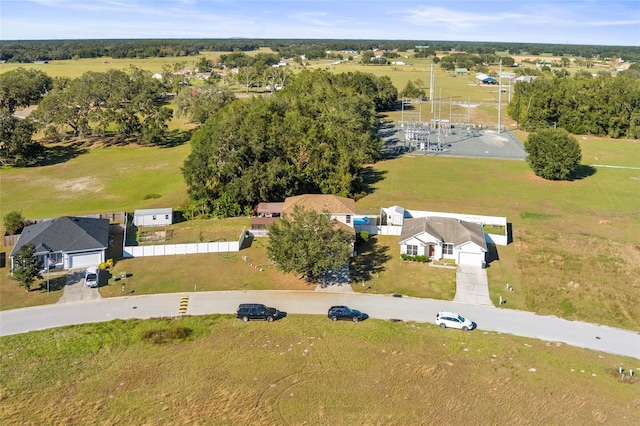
[508,66,640,138]
[181,69,396,218]
[2,39,639,63]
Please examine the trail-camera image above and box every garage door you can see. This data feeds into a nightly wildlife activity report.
[458,252,482,267]
[68,252,102,269]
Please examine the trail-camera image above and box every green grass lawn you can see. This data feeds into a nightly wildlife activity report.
[1,315,638,424]
[0,142,190,220]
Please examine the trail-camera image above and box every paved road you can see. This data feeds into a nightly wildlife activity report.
[1,290,638,359]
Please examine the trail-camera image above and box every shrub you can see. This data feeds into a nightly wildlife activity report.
[3,210,25,235]
[358,231,370,244]
[99,259,114,270]
[400,253,430,263]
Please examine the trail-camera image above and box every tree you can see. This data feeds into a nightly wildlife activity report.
[12,243,42,291]
[267,206,354,282]
[0,68,53,113]
[0,110,41,165]
[3,210,25,235]
[401,80,425,99]
[525,128,582,180]
[182,69,382,216]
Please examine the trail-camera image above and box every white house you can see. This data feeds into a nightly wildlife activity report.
[399,217,487,267]
[133,208,173,227]
[10,216,110,270]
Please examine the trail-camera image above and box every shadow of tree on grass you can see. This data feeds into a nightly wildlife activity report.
[356,166,387,198]
[572,164,596,180]
[35,143,88,167]
[350,236,391,283]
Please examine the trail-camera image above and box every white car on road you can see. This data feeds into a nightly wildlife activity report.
[435,311,476,331]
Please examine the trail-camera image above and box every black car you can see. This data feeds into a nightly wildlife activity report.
[236,303,279,322]
[327,305,368,322]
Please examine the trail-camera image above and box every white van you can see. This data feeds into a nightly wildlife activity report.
[84,267,99,288]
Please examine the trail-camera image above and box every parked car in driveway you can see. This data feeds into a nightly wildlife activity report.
[84,267,99,288]
[236,303,280,322]
[435,311,476,331]
[327,305,368,322]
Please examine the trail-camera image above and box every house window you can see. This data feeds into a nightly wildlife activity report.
[152,215,156,220]
[443,243,453,255]
[165,214,169,220]
[346,215,351,224]
[406,245,418,256]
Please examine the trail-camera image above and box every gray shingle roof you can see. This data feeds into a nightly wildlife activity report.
[9,216,110,257]
[399,216,487,250]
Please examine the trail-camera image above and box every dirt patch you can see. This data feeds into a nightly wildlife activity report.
[57,176,104,193]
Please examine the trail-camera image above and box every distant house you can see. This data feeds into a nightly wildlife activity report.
[133,208,173,227]
[251,202,284,230]
[9,216,110,270]
[392,61,406,66]
[454,68,468,75]
[536,61,552,67]
[282,194,356,233]
[399,217,488,267]
[475,73,497,84]
[513,75,536,83]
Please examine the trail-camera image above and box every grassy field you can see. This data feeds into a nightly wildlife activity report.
[1,315,638,424]
[0,141,190,219]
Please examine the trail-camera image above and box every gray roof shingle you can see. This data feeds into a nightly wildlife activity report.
[10,216,110,257]
[400,216,487,250]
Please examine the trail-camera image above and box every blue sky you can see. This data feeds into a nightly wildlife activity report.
[1,0,639,46]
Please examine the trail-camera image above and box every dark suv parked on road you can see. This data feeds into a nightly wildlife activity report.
[327,305,368,322]
[236,303,279,322]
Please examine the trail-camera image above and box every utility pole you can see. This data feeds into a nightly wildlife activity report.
[498,59,502,134]
[430,64,435,114]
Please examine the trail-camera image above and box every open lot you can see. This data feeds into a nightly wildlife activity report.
[0,315,638,424]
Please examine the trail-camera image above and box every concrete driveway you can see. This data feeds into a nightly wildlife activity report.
[57,269,102,303]
[454,266,493,306]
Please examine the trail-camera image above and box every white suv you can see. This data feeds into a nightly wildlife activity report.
[435,311,476,331]
[84,267,99,288]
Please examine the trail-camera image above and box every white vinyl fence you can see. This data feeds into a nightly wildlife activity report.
[122,217,244,258]
[124,241,240,258]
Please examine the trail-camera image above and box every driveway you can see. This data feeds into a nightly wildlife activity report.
[454,266,493,306]
[57,269,102,303]
[1,291,639,359]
